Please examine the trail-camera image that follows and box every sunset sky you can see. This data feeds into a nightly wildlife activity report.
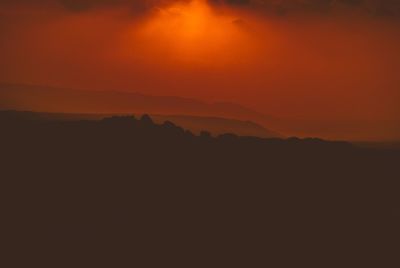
[1,0,399,140]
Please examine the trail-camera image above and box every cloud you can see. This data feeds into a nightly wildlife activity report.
[0,0,399,17]
[213,0,400,17]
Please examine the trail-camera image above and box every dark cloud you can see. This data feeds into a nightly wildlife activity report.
[230,0,400,17]
[1,0,399,16]
[212,0,400,17]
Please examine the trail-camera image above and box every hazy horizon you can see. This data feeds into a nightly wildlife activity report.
[1,0,399,140]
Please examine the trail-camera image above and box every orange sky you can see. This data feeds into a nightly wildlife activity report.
[1,0,400,139]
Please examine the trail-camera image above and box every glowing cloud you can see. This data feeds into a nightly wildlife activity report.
[122,0,259,66]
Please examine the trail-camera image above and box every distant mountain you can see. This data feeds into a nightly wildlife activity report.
[0,110,280,138]
[0,83,271,123]
[150,114,281,138]
[0,83,282,138]
[2,83,398,141]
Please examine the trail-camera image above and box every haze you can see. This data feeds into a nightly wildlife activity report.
[1,0,399,140]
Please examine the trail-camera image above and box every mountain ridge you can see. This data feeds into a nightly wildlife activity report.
[0,110,281,138]
[2,82,399,141]
[0,83,271,122]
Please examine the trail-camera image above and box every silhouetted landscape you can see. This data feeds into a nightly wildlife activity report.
[3,83,399,141]
[0,109,280,138]
[1,110,399,267]
[2,0,400,266]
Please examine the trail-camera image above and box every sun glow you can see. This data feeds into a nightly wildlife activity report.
[160,0,210,39]
[127,0,256,65]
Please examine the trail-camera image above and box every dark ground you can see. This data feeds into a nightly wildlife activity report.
[1,111,399,267]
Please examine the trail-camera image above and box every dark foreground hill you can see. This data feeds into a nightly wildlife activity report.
[1,111,399,268]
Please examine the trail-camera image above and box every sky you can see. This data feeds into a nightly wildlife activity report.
[1,0,399,139]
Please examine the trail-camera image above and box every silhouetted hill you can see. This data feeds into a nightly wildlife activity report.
[151,114,281,138]
[2,83,398,141]
[1,111,399,268]
[0,110,280,138]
